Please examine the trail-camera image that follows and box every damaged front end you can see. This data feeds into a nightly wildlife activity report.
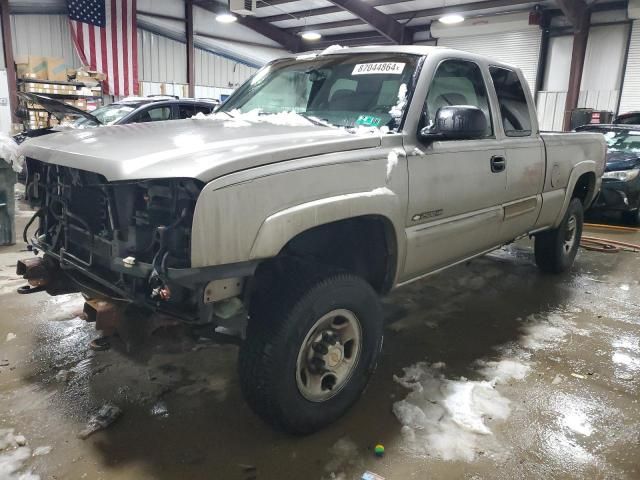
[18,158,213,322]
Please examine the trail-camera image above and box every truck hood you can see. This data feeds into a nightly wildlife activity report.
[605,150,640,171]
[18,117,382,182]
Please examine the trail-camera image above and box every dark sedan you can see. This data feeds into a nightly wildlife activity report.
[577,124,640,224]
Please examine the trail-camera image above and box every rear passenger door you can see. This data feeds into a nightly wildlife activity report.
[488,67,545,241]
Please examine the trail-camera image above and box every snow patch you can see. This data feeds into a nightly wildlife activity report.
[520,314,567,349]
[321,45,346,55]
[323,437,360,480]
[0,430,40,480]
[389,83,407,120]
[0,133,20,173]
[386,150,399,183]
[392,359,528,461]
[195,108,315,127]
[6,333,16,342]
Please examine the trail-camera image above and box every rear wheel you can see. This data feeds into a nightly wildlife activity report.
[535,198,584,273]
[238,260,384,434]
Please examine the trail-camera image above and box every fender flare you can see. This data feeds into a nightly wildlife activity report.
[249,187,403,261]
[552,160,598,227]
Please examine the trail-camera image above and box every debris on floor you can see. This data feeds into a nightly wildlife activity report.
[77,403,122,439]
[5,332,16,342]
[373,444,384,457]
[32,446,51,456]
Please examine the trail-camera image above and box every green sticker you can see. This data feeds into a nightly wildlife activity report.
[355,115,382,127]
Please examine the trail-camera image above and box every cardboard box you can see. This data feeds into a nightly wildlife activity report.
[16,55,48,80]
[75,74,99,87]
[46,57,69,82]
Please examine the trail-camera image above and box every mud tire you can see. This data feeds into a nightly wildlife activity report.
[238,259,384,434]
[535,198,584,273]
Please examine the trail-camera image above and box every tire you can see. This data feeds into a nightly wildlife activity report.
[534,197,584,274]
[238,259,384,434]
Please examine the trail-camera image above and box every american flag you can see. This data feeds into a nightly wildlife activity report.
[67,0,138,96]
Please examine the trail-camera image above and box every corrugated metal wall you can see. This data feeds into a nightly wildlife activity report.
[619,21,640,113]
[195,48,257,89]
[11,14,81,67]
[137,29,256,90]
[438,29,543,94]
[138,29,187,84]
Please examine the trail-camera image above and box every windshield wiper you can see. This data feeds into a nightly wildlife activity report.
[298,113,334,128]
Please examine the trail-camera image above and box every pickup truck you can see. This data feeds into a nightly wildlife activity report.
[15,46,606,434]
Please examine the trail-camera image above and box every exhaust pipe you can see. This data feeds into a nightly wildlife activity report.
[83,299,124,335]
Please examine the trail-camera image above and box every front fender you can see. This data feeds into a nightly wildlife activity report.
[250,188,402,259]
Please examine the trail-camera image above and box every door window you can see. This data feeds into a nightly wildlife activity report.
[489,67,532,137]
[423,60,493,137]
[178,103,196,119]
[132,106,172,123]
[194,105,214,115]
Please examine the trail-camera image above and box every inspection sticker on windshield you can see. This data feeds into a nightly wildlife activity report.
[352,62,405,75]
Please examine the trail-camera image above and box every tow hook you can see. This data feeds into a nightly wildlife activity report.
[16,257,50,294]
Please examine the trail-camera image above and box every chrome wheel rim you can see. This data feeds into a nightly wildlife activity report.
[564,214,578,254]
[295,309,362,402]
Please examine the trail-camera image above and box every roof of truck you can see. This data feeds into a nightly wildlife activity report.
[294,45,522,75]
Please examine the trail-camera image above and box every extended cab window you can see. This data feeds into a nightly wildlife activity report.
[489,67,532,137]
[423,60,493,137]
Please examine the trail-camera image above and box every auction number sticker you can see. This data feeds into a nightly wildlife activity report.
[352,62,405,75]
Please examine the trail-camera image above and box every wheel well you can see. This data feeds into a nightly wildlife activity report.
[275,215,397,294]
[572,172,596,207]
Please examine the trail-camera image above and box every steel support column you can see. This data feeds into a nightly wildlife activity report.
[0,0,17,124]
[186,0,195,97]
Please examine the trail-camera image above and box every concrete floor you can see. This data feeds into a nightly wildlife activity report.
[1,196,639,480]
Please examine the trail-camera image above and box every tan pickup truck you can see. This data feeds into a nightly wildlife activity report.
[16,46,606,434]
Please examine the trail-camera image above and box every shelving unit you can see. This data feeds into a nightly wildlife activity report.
[17,78,103,130]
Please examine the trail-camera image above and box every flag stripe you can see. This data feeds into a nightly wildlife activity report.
[67,0,138,97]
[122,0,129,96]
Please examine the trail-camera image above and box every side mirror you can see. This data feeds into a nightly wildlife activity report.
[419,106,488,141]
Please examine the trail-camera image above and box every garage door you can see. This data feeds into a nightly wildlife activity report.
[438,29,542,94]
[619,21,640,114]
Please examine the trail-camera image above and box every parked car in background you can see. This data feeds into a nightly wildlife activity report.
[613,112,640,125]
[577,124,640,224]
[14,93,219,144]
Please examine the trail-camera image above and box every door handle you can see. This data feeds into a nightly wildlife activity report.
[490,155,506,173]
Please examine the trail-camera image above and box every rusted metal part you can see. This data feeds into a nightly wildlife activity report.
[16,257,51,287]
[83,299,124,336]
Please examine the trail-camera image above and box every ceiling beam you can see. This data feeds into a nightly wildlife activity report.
[283,0,537,34]
[192,0,302,52]
[261,0,408,23]
[326,0,409,44]
[555,0,589,27]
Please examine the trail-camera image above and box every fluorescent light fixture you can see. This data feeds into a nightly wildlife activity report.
[301,31,322,41]
[439,14,465,24]
[216,13,238,23]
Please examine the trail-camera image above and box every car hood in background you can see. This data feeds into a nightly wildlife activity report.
[17,92,101,126]
[605,150,640,172]
[18,118,383,182]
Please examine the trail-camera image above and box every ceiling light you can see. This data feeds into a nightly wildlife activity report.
[216,13,237,23]
[439,14,465,24]
[301,31,322,41]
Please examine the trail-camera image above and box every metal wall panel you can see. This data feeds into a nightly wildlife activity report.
[438,29,542,94]
[619,21,640,114]
[138,29,187,84]
[195,46,257,89]
[11,14,81,67]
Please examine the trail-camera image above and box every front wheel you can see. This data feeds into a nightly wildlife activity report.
[534,197,584,273]
[238,262,384,434]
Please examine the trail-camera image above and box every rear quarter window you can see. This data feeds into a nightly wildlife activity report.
[489,67,532,137]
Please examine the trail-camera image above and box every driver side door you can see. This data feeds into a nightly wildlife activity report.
[402,59,507,281]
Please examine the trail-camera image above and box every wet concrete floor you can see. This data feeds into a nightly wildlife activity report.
[1,198,639,480]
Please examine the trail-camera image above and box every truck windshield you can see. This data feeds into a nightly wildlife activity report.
[219,53,421,130]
